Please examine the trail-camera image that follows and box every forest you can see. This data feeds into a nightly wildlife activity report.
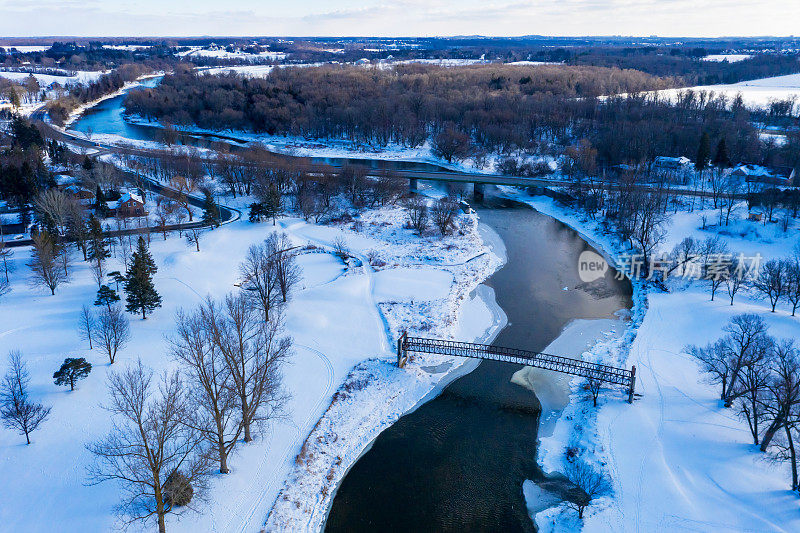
[123,63,799,170]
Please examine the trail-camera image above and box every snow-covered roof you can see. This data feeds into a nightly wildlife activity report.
[55,174,77,185]
[119,191,144,205]
[654,156,691,165]
[733,164,794,180]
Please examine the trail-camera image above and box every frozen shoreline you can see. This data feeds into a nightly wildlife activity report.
[508,191,800,532]
[264,216,507,531]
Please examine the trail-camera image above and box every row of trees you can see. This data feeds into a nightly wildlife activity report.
[44,63,151,125]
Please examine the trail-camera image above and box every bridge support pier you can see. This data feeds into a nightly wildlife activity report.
[628,365,636,403]
[409,178,418,194]
[473,182,484,202]
[397,333,408,368]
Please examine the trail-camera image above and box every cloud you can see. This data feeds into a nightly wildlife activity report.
[0,0,797,37]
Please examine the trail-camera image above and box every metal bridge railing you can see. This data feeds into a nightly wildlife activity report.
[397,334,636,403]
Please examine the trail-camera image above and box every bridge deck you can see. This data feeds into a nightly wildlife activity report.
[398,334,636,402]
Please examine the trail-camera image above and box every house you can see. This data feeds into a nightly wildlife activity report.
[54,174,78,186]
[107,191,147,218]
[63,184,95,206]
[652,156,692,171]
[731,164,796,186]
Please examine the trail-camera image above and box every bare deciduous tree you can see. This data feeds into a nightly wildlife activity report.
[564,459,611,519]
[78,304,95,350]
[688,313,771,407]
[725,255,749,306]
[267,232,301,304]
[170,300,240,474]
[1,351,51,445]
[186,228,203,252]
[431,196,459,236]
[0,237,15,283]
[87,361,211,533]
[239,242,282,322]
[586,376,602,407]
[630,191,667,276]
[760,340,800,452]
[34,188,70,235]
[94,305,131,364]
[785,259,800,317]
[28,231,69,295]
[217,293,290,443]
[406,196,429,236]
[753,259,787,312]
[735,350,773,445]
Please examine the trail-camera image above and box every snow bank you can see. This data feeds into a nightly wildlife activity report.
[264,211,506,532]
[507,191,800,532]
[0,199,504,533]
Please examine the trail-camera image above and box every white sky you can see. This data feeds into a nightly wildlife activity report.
[0,0,798,38]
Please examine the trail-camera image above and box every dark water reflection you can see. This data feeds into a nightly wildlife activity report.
[325,200,632,532]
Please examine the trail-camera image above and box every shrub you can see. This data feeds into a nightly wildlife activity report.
[163,471,193,507]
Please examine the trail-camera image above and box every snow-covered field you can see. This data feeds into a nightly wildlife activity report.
[0,195,503,532]
[0,69,107,87]
[177,47,286,61]
[701,54,753,62]
[653,72,800,110]
[507,192,800,532]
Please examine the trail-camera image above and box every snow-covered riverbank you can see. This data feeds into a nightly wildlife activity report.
[0,196,505,532]
[509,192,800,532]
[264,216,506,531]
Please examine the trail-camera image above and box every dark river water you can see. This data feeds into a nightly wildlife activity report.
[70,90,632,532]
[325,200,632,532]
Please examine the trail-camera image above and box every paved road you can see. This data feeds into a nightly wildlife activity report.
[5,112,240,248]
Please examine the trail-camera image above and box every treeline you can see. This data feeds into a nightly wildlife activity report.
[124,64,799,169]
[123,64,674,149]
[559,49,800,86]
[0,117,51,210]
[0,42,178,72]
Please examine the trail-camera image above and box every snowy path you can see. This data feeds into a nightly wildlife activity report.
[586,297,800,533]
[230,342,335,533]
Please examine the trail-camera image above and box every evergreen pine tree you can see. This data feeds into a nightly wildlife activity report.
[53,358,92,391]
[263,185,282,226]
[94,186,110,217]
[249,203,265,223]
[108,270,126,291]
[712,138,731,168]
[95,284,121,310]
[695,131,711,172]
[86,215,109,267]
[201,189,220,228]
[124,237,161,319]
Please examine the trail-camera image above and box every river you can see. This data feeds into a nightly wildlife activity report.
[67,78,450,173]
[69,89,632,531]
[325,198,631,532]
